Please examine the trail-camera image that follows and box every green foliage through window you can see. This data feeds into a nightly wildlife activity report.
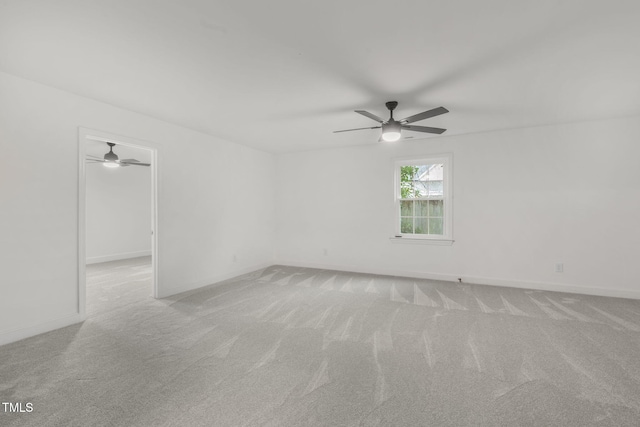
[400,166,420,198]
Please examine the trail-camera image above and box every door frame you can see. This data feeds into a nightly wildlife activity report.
[78,127,160,317]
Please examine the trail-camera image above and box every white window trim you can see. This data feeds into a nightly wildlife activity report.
[392,154,453,243]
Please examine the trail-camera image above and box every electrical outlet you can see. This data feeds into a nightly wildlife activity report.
[555,263,563,273]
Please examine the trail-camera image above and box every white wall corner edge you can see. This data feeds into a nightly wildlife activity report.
[86,250,152,265]
[276,260,640,301]
[159,262,273,299]
[0,312,86,347]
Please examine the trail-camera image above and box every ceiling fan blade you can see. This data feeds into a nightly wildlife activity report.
[401,125,447,134]
[399,106,449,124]
[333,126,381,133]
[87,154,104,160]
[86,158,105,162]
[354,110,385,123]
[120,161,151,167]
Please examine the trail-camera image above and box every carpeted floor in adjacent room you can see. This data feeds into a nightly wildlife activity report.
[2,256,640,426]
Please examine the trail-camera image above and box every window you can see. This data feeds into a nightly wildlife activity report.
[394,155,452,240]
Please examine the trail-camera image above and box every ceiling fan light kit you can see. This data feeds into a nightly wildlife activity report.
[381,121,402,142]
[381,101,401,142]
[334,101,449,142]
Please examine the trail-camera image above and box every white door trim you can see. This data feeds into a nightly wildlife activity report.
[78,127,160,317]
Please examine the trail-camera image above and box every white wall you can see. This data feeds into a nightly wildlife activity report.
[0,71,276,345]
[2,66,639,347]
[276,115,640,299]
[85,157,151,264]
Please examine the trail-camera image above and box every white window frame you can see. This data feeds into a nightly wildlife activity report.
[392,154,453,243]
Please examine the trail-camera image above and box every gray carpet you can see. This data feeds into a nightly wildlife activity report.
[2,257,640,426]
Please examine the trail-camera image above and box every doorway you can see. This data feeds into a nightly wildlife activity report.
[78,128,159,318]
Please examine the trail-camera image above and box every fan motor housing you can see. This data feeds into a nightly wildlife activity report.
[104,143,119,162]
[383,120,401,133]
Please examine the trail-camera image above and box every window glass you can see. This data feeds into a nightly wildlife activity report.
[396,159,449,238]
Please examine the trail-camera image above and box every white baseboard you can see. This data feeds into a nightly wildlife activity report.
[0,312,85,347]
[86,250,152,265]
[159,262,273,298]
[458,275,640,300]
[277,260,640,300]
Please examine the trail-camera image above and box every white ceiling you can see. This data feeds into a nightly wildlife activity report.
[1,0,639,153]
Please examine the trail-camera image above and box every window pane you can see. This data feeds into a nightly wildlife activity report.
[429,217,443,235]
[414,217,428,234]
[400,200,413,216]
[417,200,429,216]
[428,181,443,196]
[400,164,443,199]
[400,166,421,199]
[428,200,443,217]
[414,180,428,197]
[401,217,413,233]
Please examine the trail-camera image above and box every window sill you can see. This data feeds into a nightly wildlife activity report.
[389,237,454,246]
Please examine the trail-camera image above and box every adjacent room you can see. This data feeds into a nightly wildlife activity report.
[1,1,640,425]
[84,138,155,315]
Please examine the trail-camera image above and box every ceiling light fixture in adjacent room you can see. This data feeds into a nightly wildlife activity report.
[103,142,120,168]
[85,142,152,168]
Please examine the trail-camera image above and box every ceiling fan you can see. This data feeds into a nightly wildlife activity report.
[334,101,448,142]
[86,142,150,168]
